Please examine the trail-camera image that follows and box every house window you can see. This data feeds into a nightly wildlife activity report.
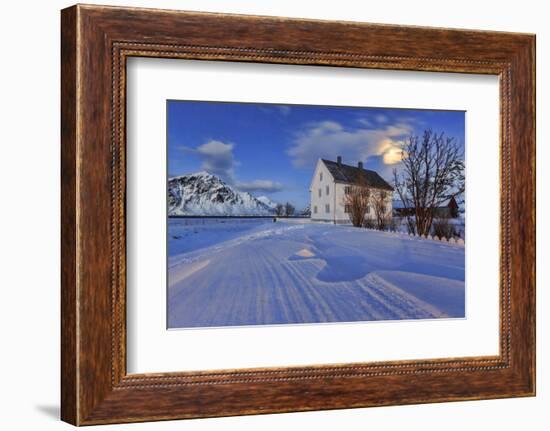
[345,186,351,195]
[313,206,317,214]
[344,204,351,213]
[318,188,322,198]
[325,204,330,213]
[319,172,323,181]
[326,185,330,195]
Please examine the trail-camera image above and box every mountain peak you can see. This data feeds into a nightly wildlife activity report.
[193,170,215,178]
[168,172,275,216]
[170,170,219,180]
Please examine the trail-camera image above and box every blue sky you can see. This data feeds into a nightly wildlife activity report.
[167,101,465,210]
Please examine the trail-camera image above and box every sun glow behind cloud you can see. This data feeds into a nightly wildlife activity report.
[377,138,405,164]
[287,119,412,170]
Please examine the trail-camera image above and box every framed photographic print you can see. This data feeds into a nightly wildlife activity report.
[164,101,466,330]
[61,4,535,425]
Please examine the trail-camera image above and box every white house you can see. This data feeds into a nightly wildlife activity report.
[310,157,394,224]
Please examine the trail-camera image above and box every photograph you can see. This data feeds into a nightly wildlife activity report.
[167,101,466,329]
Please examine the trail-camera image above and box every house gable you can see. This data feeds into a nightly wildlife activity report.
[310,159,338,221]
[309,158,336,191]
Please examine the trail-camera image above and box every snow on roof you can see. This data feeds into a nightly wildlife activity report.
[321,159,394,191]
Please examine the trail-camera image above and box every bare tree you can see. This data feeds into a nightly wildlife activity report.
[284,202,295,217]
[372,190,390,230]
[275,203,285,216]
[393,129,465,236]
[343,170,371,227]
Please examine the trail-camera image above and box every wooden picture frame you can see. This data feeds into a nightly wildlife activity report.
[61,4,535,425]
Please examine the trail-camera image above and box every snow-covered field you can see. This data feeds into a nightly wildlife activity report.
[168,218,465,328]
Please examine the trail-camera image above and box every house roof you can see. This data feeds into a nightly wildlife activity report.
[392,195,460,210]
[321,159,394,191]
[442,196,459,208]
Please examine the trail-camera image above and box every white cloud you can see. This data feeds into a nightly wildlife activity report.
[287,120,412,169]
[181,140,237,181]
[356,118,373,128]
[259,105,292,116]
[277,105,291,116]
[181,139,284,193]
[375,114,388,123]
[236,179,284,193]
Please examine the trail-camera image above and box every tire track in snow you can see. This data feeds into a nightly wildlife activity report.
[168,222,463,328]
[358,273,443,319]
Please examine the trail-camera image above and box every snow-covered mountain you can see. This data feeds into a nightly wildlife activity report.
[256,196,278,211]
[168,171,275,216]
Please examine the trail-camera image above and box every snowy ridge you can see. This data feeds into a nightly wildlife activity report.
[168,171,275,216]
[256,195,278,211]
